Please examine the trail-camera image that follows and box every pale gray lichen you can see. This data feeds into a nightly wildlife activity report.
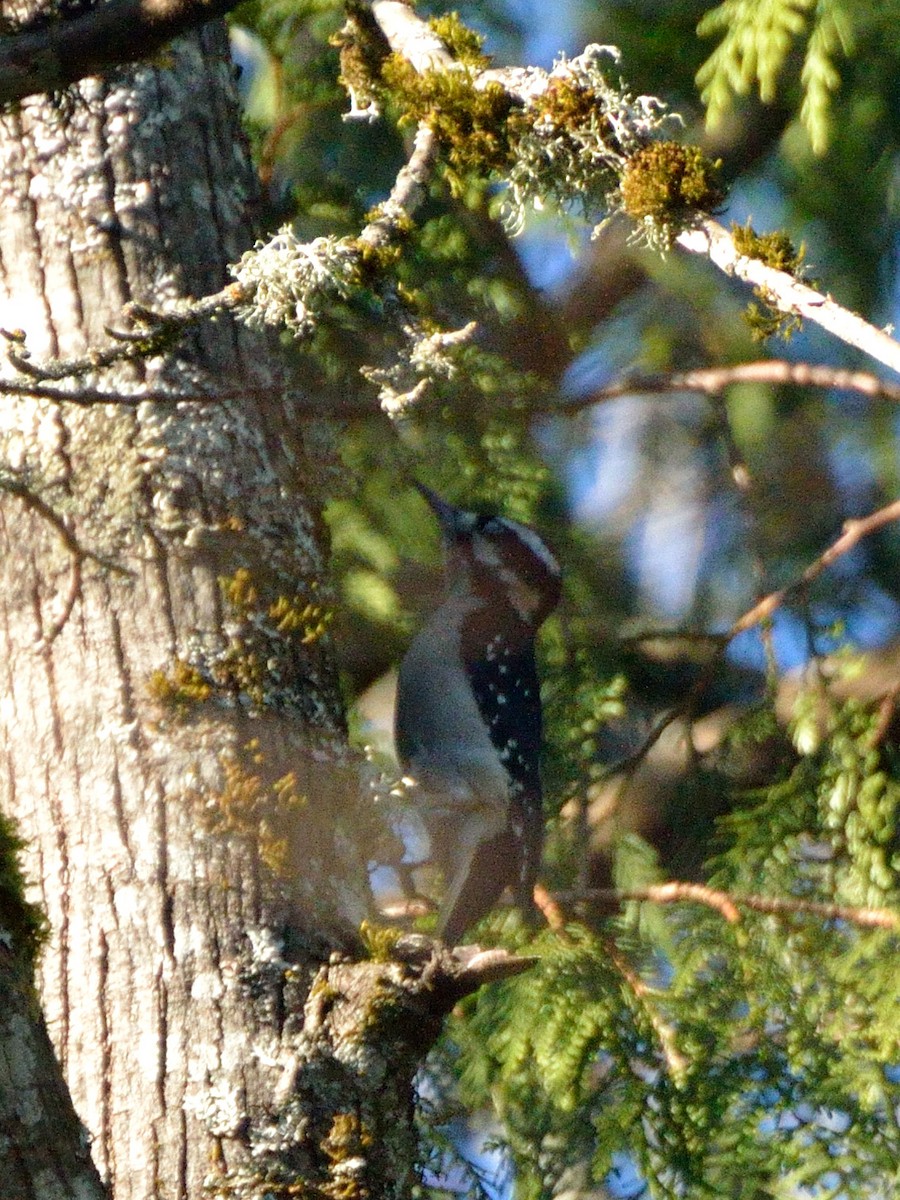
[501,44,677,237]
[361,319,477,416]
[231,229,361,334]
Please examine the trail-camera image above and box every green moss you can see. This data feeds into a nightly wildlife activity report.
[331,3,392,117]
[0,811,48,968]
[359,919,403,962]
[731,220,803,274]
[429,12,489,68]
[381,55,515,186]
[528,76,616,146]
[742,299,802,342]
[731,221,805,341]
[619,140,724,226]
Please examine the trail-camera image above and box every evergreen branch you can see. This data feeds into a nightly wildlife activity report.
[678,218,900,376]
[568,883,900,930]
[729,497,900,637]
[535,884,690,1079]
[604,935,690,1077]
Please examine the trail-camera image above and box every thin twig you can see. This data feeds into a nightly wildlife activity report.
[708,390,779,677]
[729,498,900,637]
[567,883,900,930]
[595,497,900,787]
[7,354,900,413]
[553,360,900,415]
[537,883,689,1078]
[358,123,438,253]
[604,936,689,1076]
[1,283,248,385]
[533,882,568,933]
[37,555,83,651]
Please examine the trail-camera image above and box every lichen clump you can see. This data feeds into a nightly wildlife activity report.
[148,568,333,717]
[202,745,307,878]
[378,39,688,232]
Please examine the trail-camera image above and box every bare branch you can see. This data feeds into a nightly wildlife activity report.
[678,218,900,377]
[370,1,454,73]
[568,883,900,930]
[358,123,438,254]
[0,0,241,106]
[566,360,900,413]
[0,285,247,388]
[20,351,897,417]
[729,498,900,638]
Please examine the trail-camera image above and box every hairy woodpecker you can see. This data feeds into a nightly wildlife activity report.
[394,484,561,943]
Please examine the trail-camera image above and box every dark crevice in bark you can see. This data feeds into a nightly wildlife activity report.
[109,752,136,873]
[108,604,138,726]
[96,927,114,1182]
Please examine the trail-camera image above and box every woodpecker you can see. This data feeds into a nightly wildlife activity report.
[394,484,561,943]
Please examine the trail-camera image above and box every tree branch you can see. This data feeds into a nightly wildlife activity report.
[0,122,452,422]
[0,0,240,106]
[678,218,900,377]
[568,360,900,412]
[589,498,900,792]
[729,498,900,638]
[567,883,900,930]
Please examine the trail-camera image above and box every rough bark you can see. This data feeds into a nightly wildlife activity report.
[0,17,425,1200]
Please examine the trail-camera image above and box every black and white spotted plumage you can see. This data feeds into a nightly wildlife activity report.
[394,485,561,943]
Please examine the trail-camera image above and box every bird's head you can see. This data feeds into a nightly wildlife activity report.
[416,483,561,627]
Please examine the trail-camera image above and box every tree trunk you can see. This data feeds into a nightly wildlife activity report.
[0,18,427,1199]
[0,823,107,1200]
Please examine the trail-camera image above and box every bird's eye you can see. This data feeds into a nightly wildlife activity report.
[475,514,503,535]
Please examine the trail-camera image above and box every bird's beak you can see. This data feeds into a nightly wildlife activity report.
[413,482,465,538]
